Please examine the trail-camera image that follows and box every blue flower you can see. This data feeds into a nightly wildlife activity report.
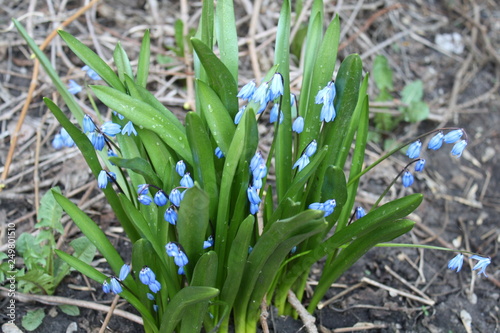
[304,140,317,157]
[322,199,336,217]
[250,203,259,215]
[415,159,426,172]
[257,100,268,114]
[355,206,366,219]
[443,129,463,144]
[315,81,336,105]
[268,73,284,100]
[174,251,189,267]
[137,184,149,195]
[67,80,82,95]
[292,116,304,133]
[52,134,64,150]
[402,171,414,187]
[147,293,155,301]
[252,82,269,104]
[108,149,118,159]
[180,173,194,188]
[165,242,179,257]
[234,106,246,124]
[154,190,168,206]
[247,186,261,205]
[237,80,256,100]
[60,128,74,147]
[169,188,182,207]
[427,131,444,150]
[203,235,214,249]
[319,102,336,122]
[164,207,178,225]
[215,147,224,159]
[293,155,310,172]
[82,65,101,80]
[87,132,105,150]
[138,194,153,205]
[153,304,159,312]
[109,277,122,294]
[83,115,96,133]
[250,151,264,172]
[252,163,267,180]
[102,280,111,294]
[176,160,186,177]
[139,267,156,285]
[119,264,131,281]
[121,121,137,136]
[470,255,491,277]
[451,140,467,157]
[148,280,162,293]
[309,202,324,211]
[290,93,296,107]
[406,140,422,159]
[269,104,280,123]
[113,111,125,120]
[98,170,109,189]
[253,178,263,189]
[100,121,121,137]
[447,253,464,273]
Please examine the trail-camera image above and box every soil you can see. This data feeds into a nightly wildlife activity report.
[1,1,498,332]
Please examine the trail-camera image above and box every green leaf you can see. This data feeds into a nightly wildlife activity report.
[109,157,162,186]
[136,30,151,87]
[36,187,64,234]
[58,304,80,316]
[69,237,96,265]
[215,0,238,82]
[58,30,125,92]
[159,286,220,333]
[16,269,55,295]
[52,191,124,275]
[91,85,193,165]
[22,308,45,331]
[373,55,394,91]
[401,80,424,104]
[404,101,430,123]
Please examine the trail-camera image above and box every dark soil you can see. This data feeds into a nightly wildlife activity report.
[1,1,498,332]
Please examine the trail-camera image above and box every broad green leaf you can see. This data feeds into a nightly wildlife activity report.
[404,101,430,123]
[69,237,96,265]
[159,286,219,333]
[91,85,193,165]
[136,30,151,87]
[22,308,45,331]
[36,187,64,234]
[215,0,238,82]
[373,55,394,91]
[113,42,134,83]
[309,219,415,310]
[109,157,162,186]
[17,269,54,295]
[401,80,424,104]
[58,304,80,316]
[58,30,126,93]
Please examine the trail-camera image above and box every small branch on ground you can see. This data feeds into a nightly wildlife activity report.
[288,290,318,333]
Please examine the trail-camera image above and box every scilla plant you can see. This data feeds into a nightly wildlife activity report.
[14,1,489,332]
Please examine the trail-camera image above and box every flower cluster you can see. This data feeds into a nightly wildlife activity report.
[402,129,467,188]
[315,81,337,122]
[97,170,116,189]
[165,242,189,275]
[102,263,131,294]
[308,199,336,217]
[293,140,317,172]
[139,266,162,293]
[52,128,75,150]
[247,152,268,214]
[447,253,491,277]
[236,73,284,124]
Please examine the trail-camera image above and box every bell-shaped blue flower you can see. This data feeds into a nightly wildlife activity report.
[250,203,259,215]
[247,186,261,205]
[148,280,162,293]
[119,264,131,281]
[309,202,324,211]
[250,151,263,172]
[415,159,426,172]
[138,194,153,205]
[402,171,414,187]
[147,293,155,301]
[234,106,246,125]
[59,128,74,147]
[52,133,64,150]
[88,132,105,150]
[180,173,194,188]
[67,80,82,95]
[203,235,214,249]
[268,73,284,100]
[165,242,179,257]
[406,140,422,159]
[154,190,168,206]
[164,207,178,225]
[139,267,156,285]
[304,140,317,157]
[322,199,336,217]
[252,82,269,104]
[174,251,189,267]
[215,147,224,159]
[355,206,366,219]
[97,170,109,189]
[315,81,336,105]
[113,111,125,120]
[470,255,491,277]
[451,140,467,157]
[82,65,101,80]
[100,122,121,137]
[169,188,182,207]
[447,253,464,273]
[293,155,310,172]
[252,163,267,180]
[176,160,186,177]
[102,280,111,294]
[292,116,304,133]
[109,277,122,294]
[83,115,96,133]
[443,129,463,144]
[137,184,149,195]
[320,102,336,122]
[121,121,137,136]
[427,131,444,150]
[237,80,256,100]
[269,104,280,123]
